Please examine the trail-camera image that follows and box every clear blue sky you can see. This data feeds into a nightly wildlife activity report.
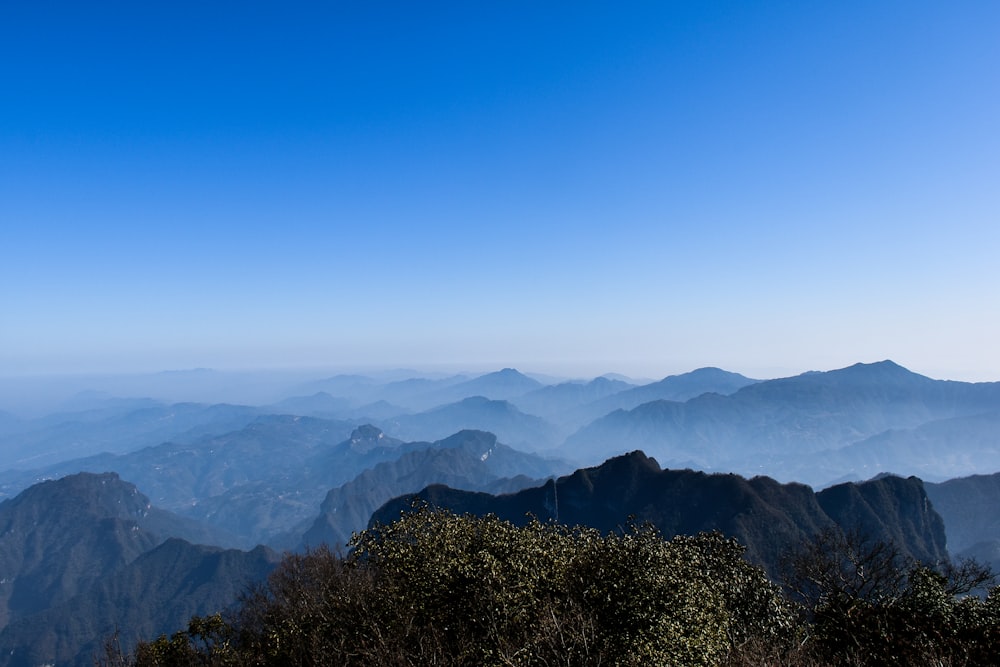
[2,1,998,381]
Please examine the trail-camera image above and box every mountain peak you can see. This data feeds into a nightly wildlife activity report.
[9,472,151,522]
[830,360,930,384]
[437,429,499,451]
[481,368,534,382]
[443,369,544,402]
[347,424,404,453]
[351,424,385,441]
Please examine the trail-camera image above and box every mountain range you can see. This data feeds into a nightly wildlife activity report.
[371,450,948,576]
[1,360,999,662]
[562,361,1000,485]
[0,443,989,663]
[300,429,554,550]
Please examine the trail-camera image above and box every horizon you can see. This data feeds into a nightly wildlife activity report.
[2,356,996,383]
[1,358,996,418]
[3,3,998,382]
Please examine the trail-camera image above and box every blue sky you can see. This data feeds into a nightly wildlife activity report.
[2,2,998,381]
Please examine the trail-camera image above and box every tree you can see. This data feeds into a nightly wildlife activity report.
[121,505,794,666]
[780,527,999,666]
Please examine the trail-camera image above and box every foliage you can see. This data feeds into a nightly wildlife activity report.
[113,509,1000,667]
[780,528,1000,666]
[120,506,792,666]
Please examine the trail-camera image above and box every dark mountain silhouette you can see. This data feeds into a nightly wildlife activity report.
[384,396,560,452]
[563,361,1000,485]
[815,475,947,561]
[371,451,948,575]
[301,430,565,550]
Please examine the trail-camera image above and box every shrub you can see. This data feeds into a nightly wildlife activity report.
[124,506,793,666]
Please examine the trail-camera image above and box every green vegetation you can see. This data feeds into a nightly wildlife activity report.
[112,507,1000,667]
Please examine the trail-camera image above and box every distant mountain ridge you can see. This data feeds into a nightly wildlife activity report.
[384,395,560,451]
[562,361,1000,486]
[582,366,758,416]
[0,401,263,470]
[3,360,997,547]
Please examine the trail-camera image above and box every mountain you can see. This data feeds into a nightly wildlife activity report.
[371,451,949,575]
[510,376,635,432]
[403,368,545,409]
[0,538,278,667]
[0,401,263,472]
[815,474,947,563]
[292,373,381,401]
[803,410,1000,484]
[0,472,232,630]
[281,369,544,413]
[290,373,472,412]
[562,361,1000,485]
[0,416,363,547]
[925,472,1000,554]
[0,473,159,628]
[954,540,1000,574]
[185,423,410,548]
[267,391,354,418]
[384,396,560,452]
[583,367,759,417]
[369,375,471,411]
[301,430,566,550]
[0,414,565,548]
[0,474,280,666]
[447,368,544,399]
